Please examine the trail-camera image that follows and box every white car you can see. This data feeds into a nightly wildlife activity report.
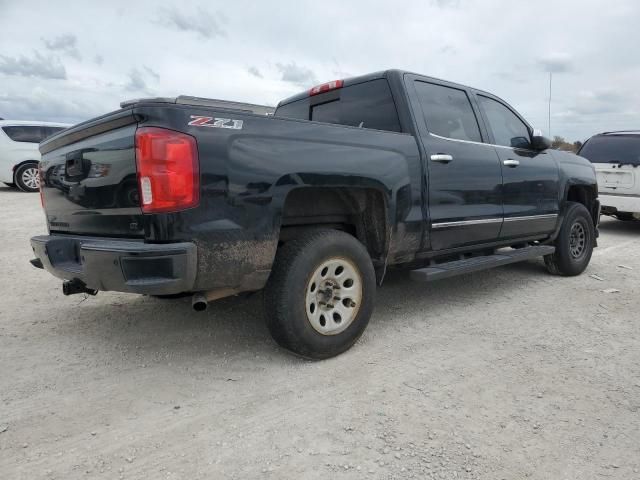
[578,131,640,221]
[0,120,71,192]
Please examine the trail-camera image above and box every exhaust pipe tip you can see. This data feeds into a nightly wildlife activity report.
[191,288,240,312]
[192,293,209,312]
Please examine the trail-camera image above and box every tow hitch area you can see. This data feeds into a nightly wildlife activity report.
[62,279,98,296]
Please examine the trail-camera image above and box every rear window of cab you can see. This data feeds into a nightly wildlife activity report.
[275,79,402,133]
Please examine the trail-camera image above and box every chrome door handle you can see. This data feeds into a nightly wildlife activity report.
[503,159,520,167]
[430,154,453,163]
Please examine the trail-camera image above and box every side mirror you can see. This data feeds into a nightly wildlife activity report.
[531,129,552,151]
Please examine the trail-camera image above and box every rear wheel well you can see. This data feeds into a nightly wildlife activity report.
[279,187,388,264]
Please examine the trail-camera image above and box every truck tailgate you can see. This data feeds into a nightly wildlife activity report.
[39,110,144,237]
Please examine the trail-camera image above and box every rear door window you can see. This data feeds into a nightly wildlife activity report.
[579,135,640,166]
[478,95,531,149]
[2,125,47,143]
[275,79,402,133]
[414,81,482,142]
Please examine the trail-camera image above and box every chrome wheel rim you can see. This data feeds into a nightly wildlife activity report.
[305,257,362,335]
[22,167,40,190]
[569,222,586,258]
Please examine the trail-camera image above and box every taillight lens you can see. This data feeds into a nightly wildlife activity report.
[135,127,199,213]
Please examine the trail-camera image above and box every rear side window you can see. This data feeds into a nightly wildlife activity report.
[478,95,531,149]
[579,135,640,165]
[275,79,402,133]
[2,125,48,143]
[414,81,482,143]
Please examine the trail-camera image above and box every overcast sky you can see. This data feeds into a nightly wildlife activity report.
[1,0,638,141]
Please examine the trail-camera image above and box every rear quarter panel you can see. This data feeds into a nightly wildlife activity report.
[135,105,422,291]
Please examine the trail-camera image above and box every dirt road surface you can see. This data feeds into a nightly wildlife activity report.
[1,185,639,479]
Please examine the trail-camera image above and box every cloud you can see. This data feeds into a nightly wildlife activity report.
[559,89,635,117]
[248,66,263,78]
[125,68,147,91]
[0,87,103,123]
[431,0,460,7]
[125,66,159,92]
[0,51,66,80]
[276,62,317,87]
[159,7,226,39]
[537,52,573,73]
[0,0,638,140]
[143,66,160,81]
[42,34,81,60]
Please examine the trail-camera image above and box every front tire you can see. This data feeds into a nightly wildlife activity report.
[544,202,594,276]
[14,162,40,192]
[264,229,376,359]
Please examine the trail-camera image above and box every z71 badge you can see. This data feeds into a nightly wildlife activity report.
[188,115,243,130]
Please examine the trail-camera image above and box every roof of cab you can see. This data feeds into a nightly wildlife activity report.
[275,69,502,109]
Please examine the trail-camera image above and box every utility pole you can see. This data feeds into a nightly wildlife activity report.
[548,72,552,139]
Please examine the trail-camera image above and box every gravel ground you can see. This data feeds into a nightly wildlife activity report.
[1,185,639,480]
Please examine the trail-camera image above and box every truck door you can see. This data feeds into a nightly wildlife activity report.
[475,94,560,238]
[408,78,504,250]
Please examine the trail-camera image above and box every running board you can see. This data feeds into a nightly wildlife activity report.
[410,245,555,282]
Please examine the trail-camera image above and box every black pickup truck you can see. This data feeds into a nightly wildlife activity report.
[31,70,600,358]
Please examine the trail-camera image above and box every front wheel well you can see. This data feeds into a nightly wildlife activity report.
[566,184,599,223]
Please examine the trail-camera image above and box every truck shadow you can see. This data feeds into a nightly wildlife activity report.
[66,259,550,363]
[597,217,640,236]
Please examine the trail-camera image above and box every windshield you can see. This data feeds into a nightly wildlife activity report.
[579,134,640,165]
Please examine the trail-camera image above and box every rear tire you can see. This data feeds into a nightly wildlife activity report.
[544,202,594,276]
[14,162,40,192]
[264,229,376,359]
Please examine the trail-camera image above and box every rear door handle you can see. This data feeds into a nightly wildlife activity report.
[503,159,520,167]
[430,154,453,163]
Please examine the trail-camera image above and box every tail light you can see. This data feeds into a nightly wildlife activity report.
[309,79,344,96]
[135,127,199,213]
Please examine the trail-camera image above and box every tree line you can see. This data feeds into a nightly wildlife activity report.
[551,136,583,153]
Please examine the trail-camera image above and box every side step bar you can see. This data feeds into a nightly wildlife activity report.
[410,245,555,282]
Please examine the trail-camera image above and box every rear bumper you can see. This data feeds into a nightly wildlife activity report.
[30,235,197,295]
[599,193,640,214]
